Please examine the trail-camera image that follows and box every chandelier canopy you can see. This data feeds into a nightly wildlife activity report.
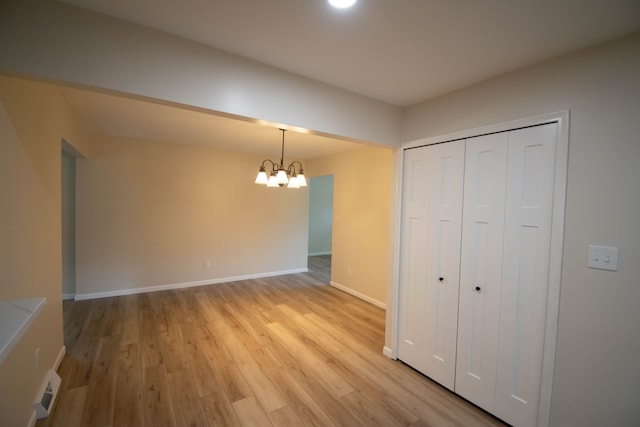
[255,128,307,188]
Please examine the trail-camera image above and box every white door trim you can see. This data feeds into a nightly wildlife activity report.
[387,110,569,427]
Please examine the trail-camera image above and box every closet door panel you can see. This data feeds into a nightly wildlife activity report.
[495,123,558,427]
[397,141,464,390]
[455,133,508,411]
[422,140,465,389]
[398,148,430,371]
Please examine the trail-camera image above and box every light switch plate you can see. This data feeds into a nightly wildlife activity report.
[587,245,618,271]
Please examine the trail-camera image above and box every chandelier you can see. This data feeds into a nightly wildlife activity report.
[254,128,307,188]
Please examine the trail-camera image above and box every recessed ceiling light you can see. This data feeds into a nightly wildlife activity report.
[328,0,357,9]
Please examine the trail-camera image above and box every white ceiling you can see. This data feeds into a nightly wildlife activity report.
[58,0,640,157]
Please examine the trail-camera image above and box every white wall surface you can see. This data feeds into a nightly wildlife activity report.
[308,175,334,256]
[0,0,401,147]
[401,33,640,427]
[76,134,309,298]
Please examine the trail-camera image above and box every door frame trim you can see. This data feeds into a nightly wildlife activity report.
[387,110,570,427]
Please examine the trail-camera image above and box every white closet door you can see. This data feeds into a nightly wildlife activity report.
[494,123,558,427]
[397,141,464,390]
[397,147,430,372]
[455,132,508,410]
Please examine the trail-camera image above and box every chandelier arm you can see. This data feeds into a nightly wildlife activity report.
[287,160,304,172]
[260,159,278,171]
[279,128,286,169]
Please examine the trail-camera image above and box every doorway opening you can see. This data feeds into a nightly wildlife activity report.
[61,150,76,300]
[307,175,334,284]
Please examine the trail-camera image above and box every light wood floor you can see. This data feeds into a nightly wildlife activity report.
[38,256,506,427]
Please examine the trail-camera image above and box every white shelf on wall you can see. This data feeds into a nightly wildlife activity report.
[0,297,46,365]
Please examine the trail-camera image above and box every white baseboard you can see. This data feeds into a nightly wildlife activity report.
[74,268,308,301]
[62,293,74,301]
[383,346,395,359]
[27,411,36,427]
[54,345,66,370]
[308,251,332,256]
[329,281,386,309]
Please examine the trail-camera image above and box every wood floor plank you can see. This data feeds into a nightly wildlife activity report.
[142,364,176,427]
[60,334,99,389]
[62,299,91,352]
[145,292,173,333]
[174,289,207,325]
[45,385,88,427]
[139,304,164,367]
[256,337,365,427]
[166,369,209,427]
[197,326,253,403]
[101,297,124,337]
[156,323,189,374]
[267,310,418,426]
[209,360,253,403]
[199,324,234,365]
[232,396,274,427]
[194,292,227,334]
[120,295,140,346]
[267,404,303,426]
[80,335,119,426]
[177,324,222,397]
[113,343,144,427]
[338,347,499,426]
[304,311,395,374]
[298,295,384,352]
[221,302,266,352]
[341,390,406,427]
[326,351,420,426]
[218,325,287,412]
[250,347,337,427]
[208,300,242,330]
[274,304,346,356]
[267,320,354,397]
[391,361,504,427]
[200,391,242,427]
[39,256,506,427]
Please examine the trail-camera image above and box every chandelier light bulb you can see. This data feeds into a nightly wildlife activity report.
[267,174,279,187]
[255,167,268,185]
[276,169,289,185]
[287,176,300,188]
[296,172,307,187]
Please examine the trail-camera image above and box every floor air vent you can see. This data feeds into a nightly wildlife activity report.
[34,370,61,419]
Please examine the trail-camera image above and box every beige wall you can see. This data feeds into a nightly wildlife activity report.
[308,145,394,306]
[76,134,309,297]
[401,33,640,426]
[0,75,87,427]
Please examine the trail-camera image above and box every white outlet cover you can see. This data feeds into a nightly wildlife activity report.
[587,245,619,271]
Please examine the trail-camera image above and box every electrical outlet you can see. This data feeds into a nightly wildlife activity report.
[587,245,618,271]
[203,259,211,269]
